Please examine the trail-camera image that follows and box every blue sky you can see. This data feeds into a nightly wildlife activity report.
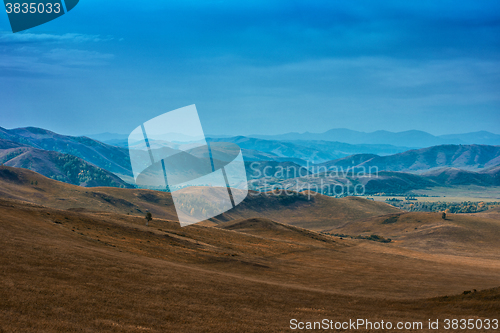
[1,0,499,136]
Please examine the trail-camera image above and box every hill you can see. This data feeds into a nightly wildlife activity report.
[0,126,133,179]
[319,144,500,172]
[0,145,132,188]
[327,211,500,259]
[0,166,400,230]
[422,167,500,186]
[0,166,172,217]
[363,171,438,194]
[1,187,499,331]
[216,217,335,243]
[211,192,401,230]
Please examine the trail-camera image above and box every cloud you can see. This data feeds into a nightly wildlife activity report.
[0,47,115,77]
[43,48,114,66]
[0,32,115,77]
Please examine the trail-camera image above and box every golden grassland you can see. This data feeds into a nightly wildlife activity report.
[0,166,499,332]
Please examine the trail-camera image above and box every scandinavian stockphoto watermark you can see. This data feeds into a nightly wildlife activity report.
[3,0,79,33]
[128,105,248,227]
[247,161,380,199]
[127,105,380,226]
[289,318,499,330]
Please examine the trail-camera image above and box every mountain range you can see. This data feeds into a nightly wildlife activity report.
[248,166,500,196]
[318,144,500,172]
[208,136,412,164]
[251,129,500,147]
[1,126,500,193]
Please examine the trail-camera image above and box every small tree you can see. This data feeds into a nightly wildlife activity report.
[442,212,446,220]
[145,212,152,226]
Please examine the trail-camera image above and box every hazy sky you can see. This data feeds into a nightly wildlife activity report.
[1,0,499,136]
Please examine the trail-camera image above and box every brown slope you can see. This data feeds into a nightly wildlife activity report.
[1,197,500,332]
[328,211,500,259]
[0,166,177,220]
[0,166,401,230]
[215,217,335,243]
[211,192,401,230]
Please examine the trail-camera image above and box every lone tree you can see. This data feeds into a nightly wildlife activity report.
[442,212,446,220]
[145,212,152,226]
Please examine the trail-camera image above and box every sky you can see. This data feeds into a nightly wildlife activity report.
[1,0,499,137]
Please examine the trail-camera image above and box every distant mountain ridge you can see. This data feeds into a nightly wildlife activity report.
[2,127,500,193]
[319,144,500,172]
[208,136,412,164]
[252,129,500,147]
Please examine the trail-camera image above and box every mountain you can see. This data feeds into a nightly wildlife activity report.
[0,143,132,188]
[0,127,133,180]
[252,129,500,147]
[208,136,412,164]
[362,167,500,193]
[439,131,500,146]
[108,134,412,165]
[319,144,500,173]
[362,171,438,194]
[287,140,412,156]
[208,136,340,164]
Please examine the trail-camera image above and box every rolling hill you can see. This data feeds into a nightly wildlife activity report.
[0,166,400,230]
[328,211,500,259]
[422,167,500,186]
[1,176,499,331]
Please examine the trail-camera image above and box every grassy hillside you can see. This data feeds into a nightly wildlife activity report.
[327,211,500,259]
[0,197,499,332]
[0,166,401,230]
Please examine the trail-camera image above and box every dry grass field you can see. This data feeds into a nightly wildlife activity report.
[0,166,499,332]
